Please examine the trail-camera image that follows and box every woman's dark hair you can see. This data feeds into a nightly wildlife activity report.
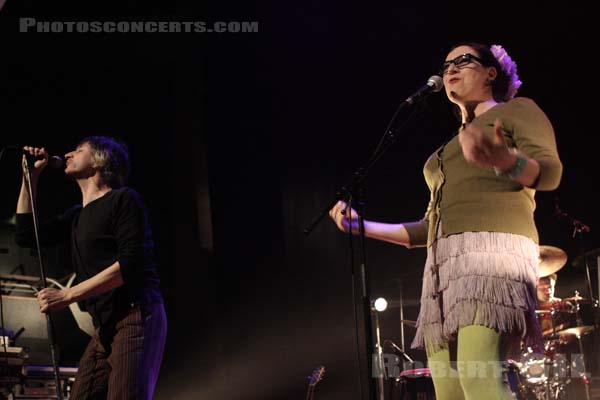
[447,42,511,103]
[78,136,130,188]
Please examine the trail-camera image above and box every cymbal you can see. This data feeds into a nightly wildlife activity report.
[537,310,576,320]
[538,245,568,277]
[400,319,417,328]
[542,322,571,338]
[558,325,595,338]
[562,294,591,303]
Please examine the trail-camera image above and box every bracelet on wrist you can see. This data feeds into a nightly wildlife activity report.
[494,148,528,180]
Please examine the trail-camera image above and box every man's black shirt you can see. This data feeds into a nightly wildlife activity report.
[16,187,162,326]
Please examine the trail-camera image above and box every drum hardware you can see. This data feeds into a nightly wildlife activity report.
[571,247,600,269]
[514,240,598,399]
[523,289,596,400]
[511,342,573,400]
[536,301,575,339]
[399,320,417,328]
[557,325,595,338]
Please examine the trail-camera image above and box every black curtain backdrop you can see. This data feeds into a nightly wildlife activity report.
[0,1,598,399]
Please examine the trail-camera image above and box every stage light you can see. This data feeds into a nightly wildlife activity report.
[373,297,387,312]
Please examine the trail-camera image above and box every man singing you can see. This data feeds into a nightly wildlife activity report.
[15,136,166,399]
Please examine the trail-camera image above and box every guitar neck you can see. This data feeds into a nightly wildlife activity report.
[305,384,316,400]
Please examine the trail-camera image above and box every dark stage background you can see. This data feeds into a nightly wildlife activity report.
[0,1,598,399]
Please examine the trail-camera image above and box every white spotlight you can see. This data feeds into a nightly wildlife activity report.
[373,297,388,312]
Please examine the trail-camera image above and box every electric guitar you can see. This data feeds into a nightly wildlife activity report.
[305,365,325,400]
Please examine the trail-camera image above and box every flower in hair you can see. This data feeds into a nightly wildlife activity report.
[490,44,522,100]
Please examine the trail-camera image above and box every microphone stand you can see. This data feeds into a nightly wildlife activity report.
[303,76,441,236]
[304,86,435,400]
[556,202,597,396]
[399,281,405,353]
[371,308,386,400]
[555,202,595,303]
[23,156,63,400]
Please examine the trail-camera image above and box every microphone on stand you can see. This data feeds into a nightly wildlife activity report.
[404,75,444,105]
[384,339,414,364]
[554,196,590,236]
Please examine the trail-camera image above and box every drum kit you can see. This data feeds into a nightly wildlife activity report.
[391,245,600,400]
[508,245,599,400]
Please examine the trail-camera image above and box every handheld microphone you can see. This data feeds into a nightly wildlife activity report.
[22,150,64,169]
[404,75,444,105]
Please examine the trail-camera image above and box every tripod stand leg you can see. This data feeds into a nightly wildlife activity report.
[576,335,591,400]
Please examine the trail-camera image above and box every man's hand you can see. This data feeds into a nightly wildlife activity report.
[36,287,74,313]
[22,146,49,180]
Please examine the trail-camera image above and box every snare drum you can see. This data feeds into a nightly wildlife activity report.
[392,368,436,400]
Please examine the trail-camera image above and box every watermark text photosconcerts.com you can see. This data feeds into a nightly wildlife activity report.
[19,18,259,33]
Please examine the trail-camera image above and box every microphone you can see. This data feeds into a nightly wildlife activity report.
[404,75,444,105]
[384,339,414,363]
[23,150,64,169]
[554,197,590,233]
